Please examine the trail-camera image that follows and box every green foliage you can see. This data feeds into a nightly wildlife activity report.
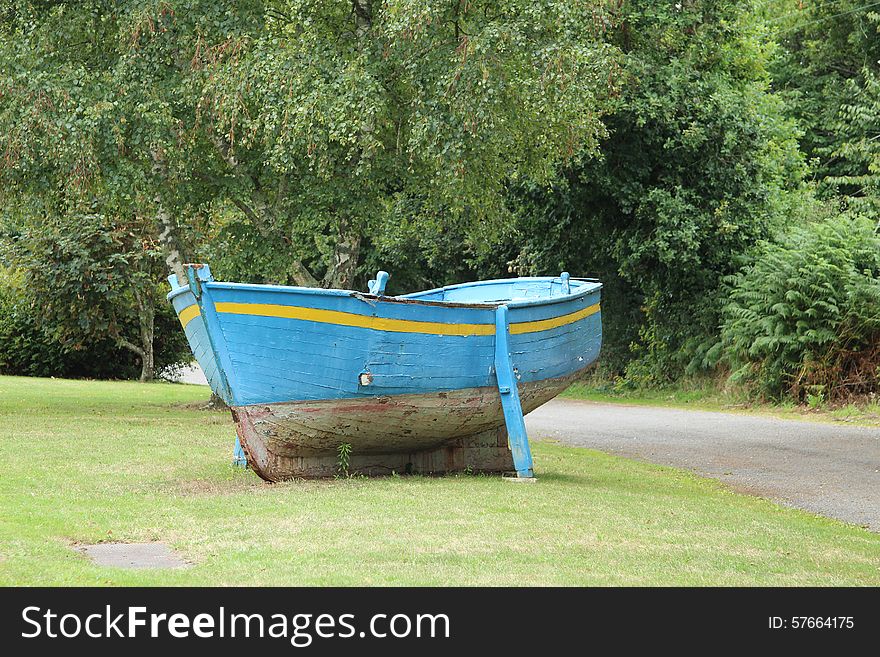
[0,0,876,407]
[0,0,218,379]
[0,0,246,245]
[196,0,619,288]
[717,215,880,401]
[336,441,352,478]
[0,267,134,379]
[502,0,806,375]
[0,0,620,288]
[772,1,880,218]
[828,69,880,219]
[0,1,622,375]
[0,210,191,379]
[0,265,189,379]
[9,213,143,342]
[0,268,85,377]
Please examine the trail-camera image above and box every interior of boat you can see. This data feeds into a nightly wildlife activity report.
[399,274,601,305]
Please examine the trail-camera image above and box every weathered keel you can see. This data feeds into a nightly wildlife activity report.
[231,373,582,481]
[236,418,512,481]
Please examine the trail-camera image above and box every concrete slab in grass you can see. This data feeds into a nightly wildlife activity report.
[79,543,189,569]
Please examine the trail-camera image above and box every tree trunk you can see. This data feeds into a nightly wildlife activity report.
[117,336,152,382]
[354,0,372,34]
[288,257,320,288]
[151,151,187,283]
[156,201,186,284]
[138,317,155,383]
[133,286,156,382]
[139,341,154,382]
[323,217,362,289]
[319,2,372,291]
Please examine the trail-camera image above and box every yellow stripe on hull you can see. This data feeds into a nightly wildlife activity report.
[178,304,201,329]
[509,303,600,334]
[214,302,495,336]
[177,300,602,336]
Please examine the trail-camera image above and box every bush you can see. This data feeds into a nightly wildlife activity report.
[0,268,191,380]
[0,269,78,376]
[716,215,880,401]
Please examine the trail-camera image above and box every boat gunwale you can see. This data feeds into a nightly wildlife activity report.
[167,275,602,311]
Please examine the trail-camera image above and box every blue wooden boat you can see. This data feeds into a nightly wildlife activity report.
[167,265,601,481]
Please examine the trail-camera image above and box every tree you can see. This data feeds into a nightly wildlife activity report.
[0,262,190,380]
[497,0,806,376]
[196,0,620,289]
[1,0,620,294]
[772,1,880,218]
[0,0,223,379]
[828,68,880,222]
[1,208,186,381]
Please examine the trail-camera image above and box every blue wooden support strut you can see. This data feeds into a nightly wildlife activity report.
[494,305,535,478]
[232,435,247,467]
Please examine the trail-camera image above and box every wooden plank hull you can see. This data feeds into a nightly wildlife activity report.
[167,266,603,479]
[232,372,581,481]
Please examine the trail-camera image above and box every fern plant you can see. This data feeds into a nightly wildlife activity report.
[715,215,880,401]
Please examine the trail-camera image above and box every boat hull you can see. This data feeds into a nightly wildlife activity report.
[168,266,602,479]
[233,371,583,480]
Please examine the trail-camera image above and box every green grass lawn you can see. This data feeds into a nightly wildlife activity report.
[1,375,878,586]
